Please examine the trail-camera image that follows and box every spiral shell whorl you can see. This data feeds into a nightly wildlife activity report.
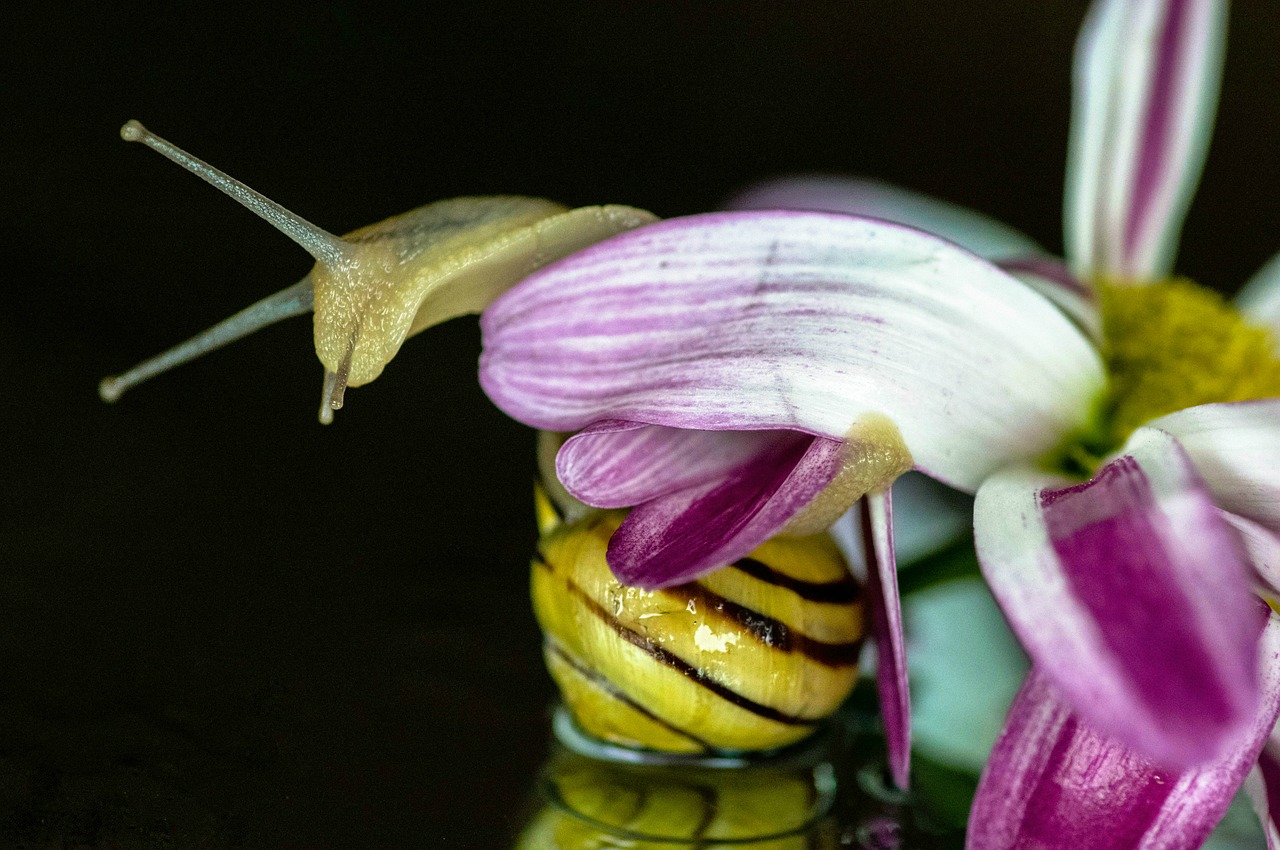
[532,511,864,755]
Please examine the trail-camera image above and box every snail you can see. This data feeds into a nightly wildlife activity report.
[532,486,866,757]
[99,121,656,422]
[100,119,864,760]
[514,746,839,849]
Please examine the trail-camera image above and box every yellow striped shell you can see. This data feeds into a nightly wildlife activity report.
[531,499,865,755]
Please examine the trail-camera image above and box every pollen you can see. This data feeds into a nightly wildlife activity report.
[1100,278,1280,447]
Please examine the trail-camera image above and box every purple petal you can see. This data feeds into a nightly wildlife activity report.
[1148,400,1280,535]
[975,428,1262,768]
[861,490,911,789]
[556,420,780,508]
[1065,0,1227,280]
[969,621,1280,850]
[725,175,1041,260]
[480,211,1103,492]
[607,432,845,588]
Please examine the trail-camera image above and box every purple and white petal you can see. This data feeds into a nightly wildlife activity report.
[968,620,1280,850]
[860,490,911,790]
[556,421,781,508]
[1064,0,1228,281]
[829,472,972,580]
[536,430,594,524]
[725,175,1041,260]
[1147,400,1280,535]
[1236,248,1280,336]
[480,212,1104,493]
[1000,255,1103,342]
[975,428,1261,768]
[606,432,845,588]
[1220,511,1280,600]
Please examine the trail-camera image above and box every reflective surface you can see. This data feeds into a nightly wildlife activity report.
[517,709,966,849]
[8,1,1280,846]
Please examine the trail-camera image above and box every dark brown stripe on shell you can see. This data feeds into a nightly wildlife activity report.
[690,784,718,841]
[732,557,859,604]
[663,584,863,668]
[546,641,714,752]
[551,567,817,727]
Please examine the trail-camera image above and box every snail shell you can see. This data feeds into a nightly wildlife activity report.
[531,504,865,755]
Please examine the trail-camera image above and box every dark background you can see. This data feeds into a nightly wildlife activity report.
[5,2,1279,846]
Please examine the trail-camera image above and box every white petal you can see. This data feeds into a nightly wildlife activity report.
[725,175,1041,259]
[1148,400,1280,534]
[1000,256,1103,343]
[1236,248,1280,337]
[1220,511,1280,600]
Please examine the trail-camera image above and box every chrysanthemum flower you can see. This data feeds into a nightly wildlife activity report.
[476,0,1280,842]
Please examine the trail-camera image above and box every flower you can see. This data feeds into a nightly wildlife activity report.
[473,0,1280,840]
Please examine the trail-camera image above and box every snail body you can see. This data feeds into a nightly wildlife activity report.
[100,121,655,421]
[532,496,865,755]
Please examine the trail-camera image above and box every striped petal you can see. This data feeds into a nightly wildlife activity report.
[969,621,1280,850]
[479,212,1104,492]
[1236,249,1280,337]
[975,428,1261,768]
[1064,0,1228,281]
[1148,400,1280,534]
[605,432,845,588]
[860,490,912,790]
[725,176,1041,259]
[556,421,780,508]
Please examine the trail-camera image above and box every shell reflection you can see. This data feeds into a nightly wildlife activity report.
[514,749,839,849]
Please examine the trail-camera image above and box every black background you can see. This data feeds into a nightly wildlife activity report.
[6,2,1280,846]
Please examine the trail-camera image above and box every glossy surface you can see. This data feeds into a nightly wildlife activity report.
[533,510,863,753]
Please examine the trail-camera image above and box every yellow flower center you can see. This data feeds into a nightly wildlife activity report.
[1101,278,1280,439]
[1051,277,1280,476]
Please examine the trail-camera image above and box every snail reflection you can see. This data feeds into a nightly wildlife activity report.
[515,745,840,849]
